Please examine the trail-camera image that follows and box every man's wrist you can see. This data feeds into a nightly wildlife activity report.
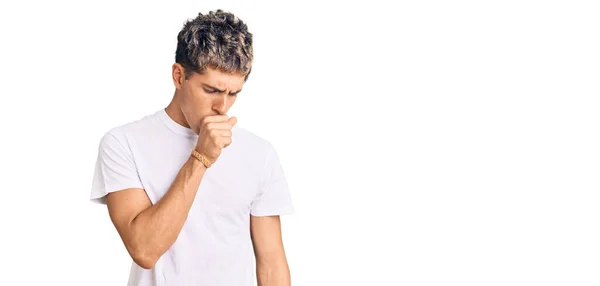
[190,149,213,168]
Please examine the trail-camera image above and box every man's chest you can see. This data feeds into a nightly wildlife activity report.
[133,140,262,211]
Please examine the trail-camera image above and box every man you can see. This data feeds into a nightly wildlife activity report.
[90,10,294,286]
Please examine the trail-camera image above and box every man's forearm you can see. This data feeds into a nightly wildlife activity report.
[129,156,206,266]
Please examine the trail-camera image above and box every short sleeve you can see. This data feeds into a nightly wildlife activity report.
[90,131,143,204]
[250,143,295,216]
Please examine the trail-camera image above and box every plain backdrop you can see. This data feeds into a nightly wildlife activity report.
[0,0,599,285]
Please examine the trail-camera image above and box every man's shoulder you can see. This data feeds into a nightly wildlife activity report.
[98,110,162,145]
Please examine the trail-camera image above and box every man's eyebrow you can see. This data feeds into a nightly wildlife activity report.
[202,83,242,94]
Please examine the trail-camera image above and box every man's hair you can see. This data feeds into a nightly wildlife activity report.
[175,10,253,80]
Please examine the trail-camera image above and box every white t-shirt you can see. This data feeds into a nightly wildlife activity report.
[90,109,294,286]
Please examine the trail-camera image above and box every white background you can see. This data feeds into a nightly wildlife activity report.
[0,0,599,285]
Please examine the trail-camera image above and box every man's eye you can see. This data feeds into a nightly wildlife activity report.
[205,89,217,94]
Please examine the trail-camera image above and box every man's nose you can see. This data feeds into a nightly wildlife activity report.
[212,95,228,115]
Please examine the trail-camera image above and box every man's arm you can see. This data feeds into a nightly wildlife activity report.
[102,115,236,269]
[251,215,291,286]
[106,156,206,269]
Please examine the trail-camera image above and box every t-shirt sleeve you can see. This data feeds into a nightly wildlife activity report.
[250,143,295,216]
[90,131,144,204]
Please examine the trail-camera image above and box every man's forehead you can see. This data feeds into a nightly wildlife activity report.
[200,68,245,89]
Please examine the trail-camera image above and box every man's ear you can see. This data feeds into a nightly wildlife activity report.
[172,63,185,89]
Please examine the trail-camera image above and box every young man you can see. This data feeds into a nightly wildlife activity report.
[90,10,294,286]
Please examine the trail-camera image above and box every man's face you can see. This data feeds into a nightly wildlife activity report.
[175,66,245,133]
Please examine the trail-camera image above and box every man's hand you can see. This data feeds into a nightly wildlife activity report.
[195,115,237,163]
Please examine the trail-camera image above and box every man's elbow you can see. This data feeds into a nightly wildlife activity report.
[128,245,159,269]
[133,254,157,270]
[256,259,291,285]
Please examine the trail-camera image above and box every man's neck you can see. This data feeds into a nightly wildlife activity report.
[165,93,190,129]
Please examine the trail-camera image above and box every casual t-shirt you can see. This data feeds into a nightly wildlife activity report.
[90,108,294,286]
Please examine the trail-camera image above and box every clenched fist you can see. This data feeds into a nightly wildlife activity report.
[195,115,237,163]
